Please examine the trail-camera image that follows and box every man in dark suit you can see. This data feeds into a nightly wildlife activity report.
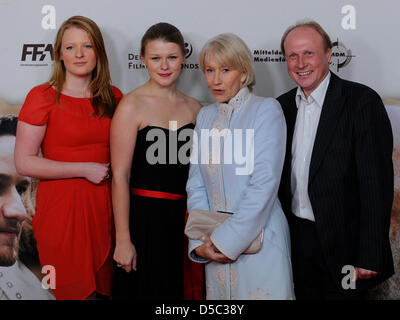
[277,20,394,300]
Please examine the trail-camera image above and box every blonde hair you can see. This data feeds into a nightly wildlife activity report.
[49,16,117,118]
[199,33,255,91]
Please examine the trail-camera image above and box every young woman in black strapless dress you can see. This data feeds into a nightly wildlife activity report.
[110,22,203,300]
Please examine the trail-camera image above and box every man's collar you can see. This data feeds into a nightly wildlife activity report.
[295,72,331,108]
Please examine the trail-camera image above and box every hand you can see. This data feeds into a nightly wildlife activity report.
[353,267,379,281]
[83,162,110,184]
[194,236,232,264]
[113,240,137,273]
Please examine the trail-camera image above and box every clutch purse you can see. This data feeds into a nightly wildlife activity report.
[184,209,264,254]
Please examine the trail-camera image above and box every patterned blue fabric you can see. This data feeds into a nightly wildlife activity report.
[187,88,295,300]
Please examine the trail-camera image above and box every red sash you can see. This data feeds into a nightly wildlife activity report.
[131,188,185,200]
[131,187,204,300]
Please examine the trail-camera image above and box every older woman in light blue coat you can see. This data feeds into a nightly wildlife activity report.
[186,33,294,300]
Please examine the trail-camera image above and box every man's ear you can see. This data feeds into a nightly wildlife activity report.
[326,48,332,63]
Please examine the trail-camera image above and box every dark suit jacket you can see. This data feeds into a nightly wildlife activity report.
[277,72,394,290]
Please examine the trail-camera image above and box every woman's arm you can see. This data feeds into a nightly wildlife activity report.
[15,121,109,183]
[186,107,228,262]
[186,108,211,213]
[195,235,233,263]
[187,157,231,263]
[210,98,287,260]
[110,95,141,273]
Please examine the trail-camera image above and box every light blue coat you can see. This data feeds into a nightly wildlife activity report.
[187,88,295,300]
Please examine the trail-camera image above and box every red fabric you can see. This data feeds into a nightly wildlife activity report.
[131,188,185,200]
[184,209,204,300]
[131,188,204,300]
[19,84,123,300]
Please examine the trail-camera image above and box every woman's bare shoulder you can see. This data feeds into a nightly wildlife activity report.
[115,86,150,113]
[182,94,202,115]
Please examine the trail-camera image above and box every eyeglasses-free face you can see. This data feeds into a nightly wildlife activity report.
[141,40,185,88]
[203,53,247,103]
[284,26,332,98]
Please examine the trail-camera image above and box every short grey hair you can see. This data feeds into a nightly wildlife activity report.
[199,33,255,91]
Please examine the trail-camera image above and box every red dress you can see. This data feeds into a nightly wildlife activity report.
[19,84,123,300]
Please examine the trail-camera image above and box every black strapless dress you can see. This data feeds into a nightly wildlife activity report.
[112,123,195,300]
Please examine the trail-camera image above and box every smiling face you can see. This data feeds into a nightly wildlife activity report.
[203,53,247,103]
[0,135,29,266]
[60,27,97,80]
[284,26,332,98]
[141,40,185,87]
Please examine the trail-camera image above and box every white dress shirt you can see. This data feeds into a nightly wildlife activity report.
[0,260,55,300]
[291,72,331,221]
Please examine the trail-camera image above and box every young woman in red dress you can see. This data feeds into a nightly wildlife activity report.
[15,16,122,300]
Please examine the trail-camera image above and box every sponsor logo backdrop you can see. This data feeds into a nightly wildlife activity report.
[0,0,399,104]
